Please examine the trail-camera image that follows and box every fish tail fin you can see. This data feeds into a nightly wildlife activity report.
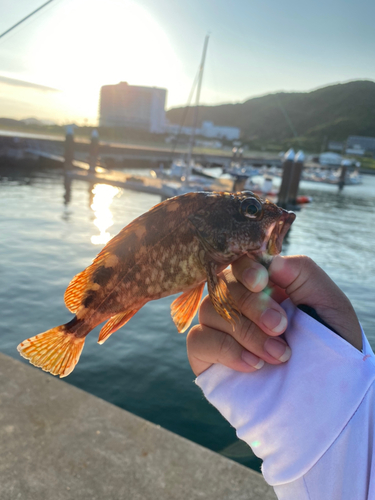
[17,325,85,378]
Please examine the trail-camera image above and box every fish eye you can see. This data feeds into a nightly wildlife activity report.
[241,198,263,219]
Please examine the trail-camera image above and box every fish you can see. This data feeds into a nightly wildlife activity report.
[17,191,295,378]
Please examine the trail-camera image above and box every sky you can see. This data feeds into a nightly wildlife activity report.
[0,0,375,124]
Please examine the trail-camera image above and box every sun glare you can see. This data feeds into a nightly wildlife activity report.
[90,183,120,245]
[23,0,188,122]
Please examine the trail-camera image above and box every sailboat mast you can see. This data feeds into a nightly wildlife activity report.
[187,34,210,172]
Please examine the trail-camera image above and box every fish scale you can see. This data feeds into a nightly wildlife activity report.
[18,191,295,377]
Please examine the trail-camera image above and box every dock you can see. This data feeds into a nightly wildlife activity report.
[67,169,234,198]
[0,129,282,168]
[1,130,315,203]
[0,352,276,500]
[20,144,236,197]
[22,148,235,197]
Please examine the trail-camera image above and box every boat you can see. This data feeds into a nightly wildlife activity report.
[300,155,363,186]
[223,163,260,178]
[151,35,234,197]
[301,165,362,185]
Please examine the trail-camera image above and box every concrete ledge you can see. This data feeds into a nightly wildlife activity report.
[0,353,276,499]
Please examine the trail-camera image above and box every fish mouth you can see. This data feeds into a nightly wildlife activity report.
[267,209,296,256]
[247,209,296,268]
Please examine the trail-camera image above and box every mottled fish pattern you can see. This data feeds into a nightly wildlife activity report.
[18,191,295,377]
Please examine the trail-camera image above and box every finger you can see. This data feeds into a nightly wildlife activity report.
[270,255,349,309]
[232,255,289,304]
[231,255,269,293]
[222,268,288,337]
[266,282,289,304]
[187,324,265,377]
[199,293,291,365]
[270,255,362,350]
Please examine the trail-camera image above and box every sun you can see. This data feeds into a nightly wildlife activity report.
[25,0,189,123]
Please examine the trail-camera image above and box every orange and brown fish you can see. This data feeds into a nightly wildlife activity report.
[17,191,295,377]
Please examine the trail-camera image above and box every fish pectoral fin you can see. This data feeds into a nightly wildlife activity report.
[171,283,205,333]
[17,324,85,378]
[205,265,240,327]
[98,309,138,345]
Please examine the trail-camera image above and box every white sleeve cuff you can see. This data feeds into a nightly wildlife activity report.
[196,299,375,486]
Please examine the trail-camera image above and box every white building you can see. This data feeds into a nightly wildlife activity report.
[345,145,365,156]
[99,82,167,133]
[166,120,240,141]
[201,121,240,140]
[319,152,342,166]
[346,135,375,155]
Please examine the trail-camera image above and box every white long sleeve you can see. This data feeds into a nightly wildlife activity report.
[196,299,375,500]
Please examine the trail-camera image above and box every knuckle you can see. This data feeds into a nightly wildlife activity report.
[298,255,321,280]
[236,288,256,314]
[218,333,236,358]
[186,325,203,347]
[297,254,315,270]
[237,319,258,345]
[198,296,214,322]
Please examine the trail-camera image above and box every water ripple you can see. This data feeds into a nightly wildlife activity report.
[1,169,374,471]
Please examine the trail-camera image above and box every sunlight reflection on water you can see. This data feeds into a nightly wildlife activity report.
[90,184,121,245]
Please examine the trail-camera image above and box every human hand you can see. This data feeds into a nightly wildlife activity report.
[187,255,362,376]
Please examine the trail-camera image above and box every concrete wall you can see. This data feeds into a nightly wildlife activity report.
[0,353,276,500]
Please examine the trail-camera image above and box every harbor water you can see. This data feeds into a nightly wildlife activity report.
[1,166,375,471]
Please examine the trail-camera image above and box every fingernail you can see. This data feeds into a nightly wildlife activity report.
[261,309,288,333]
[264,338,291,362]
[243,267,268,291]
[241,351,265,370]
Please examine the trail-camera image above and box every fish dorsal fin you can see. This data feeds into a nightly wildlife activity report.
[64,267,92,313]
[94,199,172,259]
[98,309,139,345]
[64,253,113,314]
[171,283,205,333]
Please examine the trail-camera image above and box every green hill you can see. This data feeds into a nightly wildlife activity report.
[166,80,375,151]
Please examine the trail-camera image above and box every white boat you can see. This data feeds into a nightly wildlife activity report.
[301,166,362,185]
[151,35,225,197]
[224,163,260,178]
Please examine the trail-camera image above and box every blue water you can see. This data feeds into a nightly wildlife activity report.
[1,166,375,471]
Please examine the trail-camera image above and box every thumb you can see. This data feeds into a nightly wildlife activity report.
[269,255,362,350]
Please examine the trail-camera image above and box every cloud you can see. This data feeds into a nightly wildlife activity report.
[0,75,60,92]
